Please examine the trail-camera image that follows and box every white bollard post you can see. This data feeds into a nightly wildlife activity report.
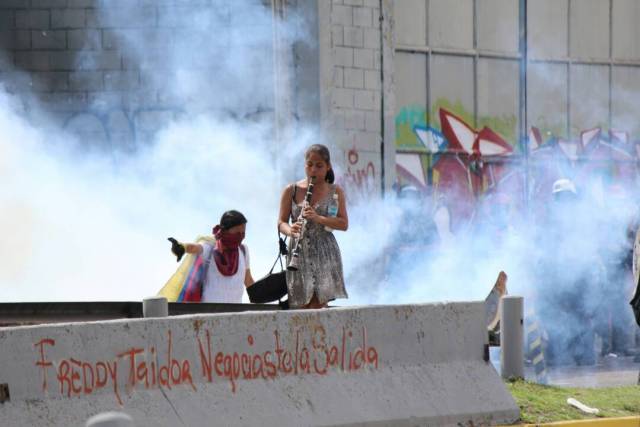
[143,296,168,318]
[500,295,524,380]
[86,411,135,427]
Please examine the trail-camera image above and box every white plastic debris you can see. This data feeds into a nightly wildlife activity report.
[567,398,600,415]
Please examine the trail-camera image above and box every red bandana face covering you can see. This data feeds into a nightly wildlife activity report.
[212,225,245,276]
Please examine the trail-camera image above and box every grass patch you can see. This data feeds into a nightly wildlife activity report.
[507,380,640,424]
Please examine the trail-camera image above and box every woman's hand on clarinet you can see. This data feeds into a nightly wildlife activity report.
[290,221,302,238]
[302,205,320,222]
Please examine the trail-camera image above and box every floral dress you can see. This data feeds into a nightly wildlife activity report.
[286,184,348,307]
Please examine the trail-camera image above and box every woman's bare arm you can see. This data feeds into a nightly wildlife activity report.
[244,268,254,287]
[278,185,298,237]
[183,243,203,255]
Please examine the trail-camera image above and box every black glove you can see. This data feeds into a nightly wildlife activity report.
[168,237,186,262]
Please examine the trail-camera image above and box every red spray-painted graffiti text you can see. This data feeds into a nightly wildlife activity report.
[34,325,378,405]
[344,148,376,189]
[35,331,195,405]
[198,325,378,392]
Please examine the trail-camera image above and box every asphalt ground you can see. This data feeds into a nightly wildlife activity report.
[529,355,640,388]
[491,350,640,387]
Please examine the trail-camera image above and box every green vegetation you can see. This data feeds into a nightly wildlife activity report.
[507,380,640,424]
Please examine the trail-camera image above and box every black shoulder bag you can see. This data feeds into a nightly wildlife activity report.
[246,234,289,304]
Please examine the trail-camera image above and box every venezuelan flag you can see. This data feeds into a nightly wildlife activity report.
[157,236,215,302]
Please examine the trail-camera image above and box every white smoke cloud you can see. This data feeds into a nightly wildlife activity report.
[0,96,285,300]
[1,1,639,371]
[0,0,309,301]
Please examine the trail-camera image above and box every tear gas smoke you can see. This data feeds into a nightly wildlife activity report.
[0,2,638,368]
[0,0,307,301]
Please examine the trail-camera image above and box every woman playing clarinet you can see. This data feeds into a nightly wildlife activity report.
[278,144,349,309]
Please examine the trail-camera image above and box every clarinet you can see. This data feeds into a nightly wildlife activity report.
[287,176,316,271]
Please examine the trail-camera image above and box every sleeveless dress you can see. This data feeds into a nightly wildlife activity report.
[286,183,348,308]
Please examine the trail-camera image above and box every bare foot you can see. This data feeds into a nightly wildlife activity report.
[495,271,508,296]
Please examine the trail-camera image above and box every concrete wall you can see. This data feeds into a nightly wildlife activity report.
[394,0,520,145]
[0,302,519,426]
[317,0,396,195]
[0,0,397,195]
[394,0,640,142]
[0,0,277,149]
[5,1,640,194]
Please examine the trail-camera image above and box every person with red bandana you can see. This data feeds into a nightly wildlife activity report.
[161,210,255,303]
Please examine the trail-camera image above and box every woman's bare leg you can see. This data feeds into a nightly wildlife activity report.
[305,294,327,309]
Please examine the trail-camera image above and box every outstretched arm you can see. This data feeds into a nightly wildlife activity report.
[167,237,203,262]
[183,242,203,255]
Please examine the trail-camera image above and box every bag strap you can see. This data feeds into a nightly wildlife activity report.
[269,231,288,274]
[269,181,296,274]
[266,182,298,275]
[268,253,281,275]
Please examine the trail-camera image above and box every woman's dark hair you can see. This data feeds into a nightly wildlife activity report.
[305,144,335,183]
[219,210,247,230]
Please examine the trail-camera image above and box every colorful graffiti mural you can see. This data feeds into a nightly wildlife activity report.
[396,106,521,232]
[395,105,640,232]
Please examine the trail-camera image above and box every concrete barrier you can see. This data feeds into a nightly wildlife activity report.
[0,302,519,426]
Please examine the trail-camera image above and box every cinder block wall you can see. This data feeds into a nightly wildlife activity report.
[1,1,137,141]
[0,0,396,191]
[318,0,395,194]
[0,0,277,147]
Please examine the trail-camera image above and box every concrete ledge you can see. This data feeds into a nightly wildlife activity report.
[0,302,519,426]
[518,417,640,427]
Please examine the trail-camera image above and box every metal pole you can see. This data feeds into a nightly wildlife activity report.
[86,412,135,427]
[142,296,168,318]
[379,0,385,196]
[519,0,529,213]
[500,296,524,379]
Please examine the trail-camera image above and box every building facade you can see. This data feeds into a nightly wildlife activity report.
[2,0,640,198]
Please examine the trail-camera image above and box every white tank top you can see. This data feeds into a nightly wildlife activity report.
[200,243,249,303]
